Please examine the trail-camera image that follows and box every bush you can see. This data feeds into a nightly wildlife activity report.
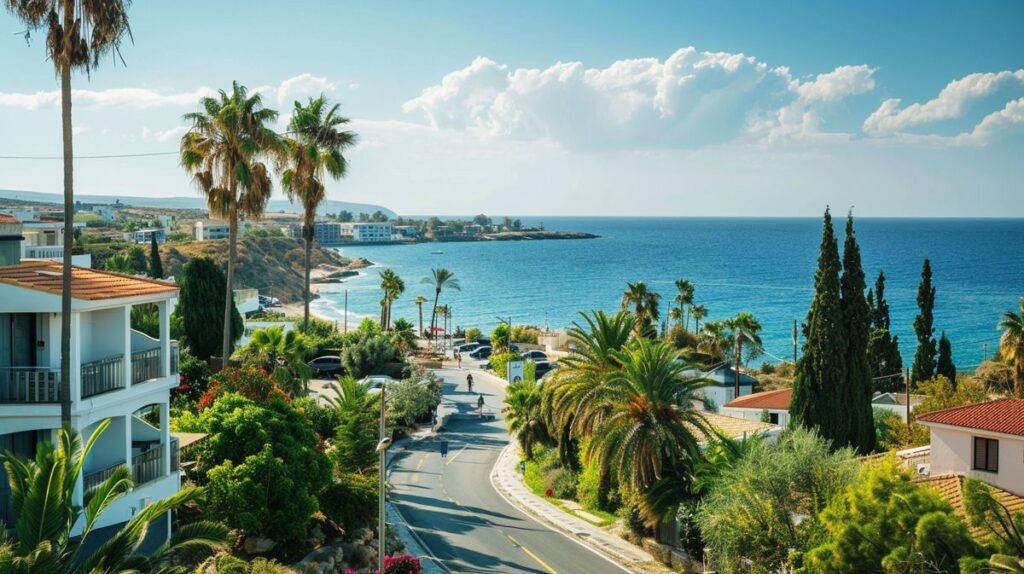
[490,323,510,351]
[383,554,422,574]
[172,348,212,411]
[387,370,443,428]
[489,352,534,382]
[510,325,540,344]
[331,405,380,472]
[198,366,289,409]
[667,325,699,350]
[341,332,403,379]
[293,397,343,440]
[464,327,482,342]
[320,473,379,531]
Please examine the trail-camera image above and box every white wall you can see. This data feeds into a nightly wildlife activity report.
[82,417,127,473]
[80,308,126,363]
[721,406,790,426]
[930,426,1024,497]
[699,386,752,412]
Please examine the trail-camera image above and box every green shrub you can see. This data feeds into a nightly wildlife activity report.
[387,370,443,428]
[510,325,540,344]
[490,323,510,351]
[489,353,535,382]
[172,348,212,411]
[293,397,342,439]
[320,473,379,531]
[341,332,403,378]
[464,327,482,342]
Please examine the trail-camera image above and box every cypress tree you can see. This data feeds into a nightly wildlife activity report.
[911,259,937,383]
[937,332,957,384]
[174,257,243,360]
[791,208,848,448]
[149,232,164,279]
[867,271,903,392]
[840,213,875,453]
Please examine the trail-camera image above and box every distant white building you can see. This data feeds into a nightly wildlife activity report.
[6,217,92,267]
[341,222,393,243]
[689,362,756,411]
[93,205,118,222]
[872,392,925,422]
[0,208,37,222]
[158,215,173,230]
[394,225,422,239]
[131,228,166,245]
[195,220,229,241]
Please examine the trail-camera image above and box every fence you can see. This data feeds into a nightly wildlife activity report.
[81,355,125,398]
[0,367,60,403]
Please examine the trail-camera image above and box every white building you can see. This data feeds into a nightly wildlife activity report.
[340,222,393,243]
[131,228,166,245]
[3,216,92,267]
[0,251,183,547]
[93,205,118,222]
[0,208,38,222]
[195,220,230,241]
[722,387,792,426]
[688,362,756,412]
[916,399,1024,496]
[871,392,925,422]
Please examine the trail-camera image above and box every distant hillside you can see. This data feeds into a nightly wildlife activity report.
[0,189,395,218]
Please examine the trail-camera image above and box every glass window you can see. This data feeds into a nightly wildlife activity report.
[973,437,999,472]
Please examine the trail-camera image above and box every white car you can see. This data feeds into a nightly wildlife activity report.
[360,375,394,395]
[520,350,548,361]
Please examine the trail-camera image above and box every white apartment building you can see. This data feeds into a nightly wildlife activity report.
[287,221,344,244]
[340,222,393,243]
[2,216,92,267]
[195,220,230,240]
[93,205,118,222]
[0,227,182,547]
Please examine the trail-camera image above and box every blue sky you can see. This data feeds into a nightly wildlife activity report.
[2,1,1023,216]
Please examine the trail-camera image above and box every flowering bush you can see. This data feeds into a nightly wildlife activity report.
[342,554,421,574]
[197,365,289,410]
[171,348,212,410]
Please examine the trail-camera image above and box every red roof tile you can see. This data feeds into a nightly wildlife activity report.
[724,387,792,410]
[0,214,19,223]
[0,260,177,301]
[915,399,1024,437]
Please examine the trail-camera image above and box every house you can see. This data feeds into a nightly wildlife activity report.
[0,246,183,550]
[287,221,344,245]
[92,205,118,222]
[6,217,92,267]
[872,391,925,422]
[916,399,1024,496]
[194,220,230,240]
[131,228,166,245]
[722,387,792,426]
[394,225,422,239]
[340,222,393,243]
[689,362,757,411]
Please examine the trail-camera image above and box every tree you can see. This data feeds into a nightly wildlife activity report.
[473,214,490,226]
[998,297,1024,397]
[839,212,876,454]
[0,421,227,573]
[378,269,405,330]
[422,268,460,346]
[341,332,402,379]
[867,271,903,392]
[326,376,380,472]
[962,477,1024,567]
[673,279,695,331]
[103,252,134,274]
[801,457,976,573]
[937,332,957,385]
[181,82,282,363]
[174,257,244,360]
[6,0,132,427]
[691,304,708,334]
[415,295,428,335]
[490,322,511,352]
[503,378,552,460]
[149,232,164,279]
[698,320,730,362]
[279,95,358,332]
[792,208,849,450]
[912,258,938,383]
[621,281,661,338]
[723,312,763,397]
[236,327,313,397]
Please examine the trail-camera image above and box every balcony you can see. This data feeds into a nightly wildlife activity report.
[131,347,163,384]
[170,341,180,376]
[83,462,124,502]
[81,355,125,398]
[0,367,60,403]
[132,444,165,486]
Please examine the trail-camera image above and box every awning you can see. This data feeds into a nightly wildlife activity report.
[171,432,208,449]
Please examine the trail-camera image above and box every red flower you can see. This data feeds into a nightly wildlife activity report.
[545,488,554,497]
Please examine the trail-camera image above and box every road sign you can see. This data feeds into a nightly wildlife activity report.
[507,360,525,383]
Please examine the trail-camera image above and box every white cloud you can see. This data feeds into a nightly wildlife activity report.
[0,87,216,110]
[273,73,336,105]
[863,70,1024,139]
[762,65,876,143]
[141,125,190,142]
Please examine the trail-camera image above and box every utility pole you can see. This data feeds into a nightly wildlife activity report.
[343,289,348,333]
[983,342,988,361]
[905,367,912,429]
[792,320,798,363]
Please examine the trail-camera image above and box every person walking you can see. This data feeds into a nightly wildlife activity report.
[467,373,474,393]
[440,440,449,459]
[477,393,485,413]
[456,350,462,368]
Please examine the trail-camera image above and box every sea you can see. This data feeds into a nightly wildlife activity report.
[310,217,1024,368]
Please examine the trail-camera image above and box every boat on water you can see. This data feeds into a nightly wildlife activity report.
[430,251,444,254]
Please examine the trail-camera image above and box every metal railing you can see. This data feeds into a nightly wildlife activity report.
[81,355,125,398]
[0,367,60,403]
[83,462,124,502]
[170,341,180,376]
[132,445,164,486]
[170,436,180,473]
[132,348,162,384]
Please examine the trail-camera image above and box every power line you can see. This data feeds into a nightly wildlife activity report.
[0,151,178,160]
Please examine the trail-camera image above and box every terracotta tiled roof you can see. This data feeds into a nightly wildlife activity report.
[695,412,777,442]
[915,473,1024,539]
[724,387,792,410]
[0,259,177,300]
[915,399,1024,437]
[0,214,19,223]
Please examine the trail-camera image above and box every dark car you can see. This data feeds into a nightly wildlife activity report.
[469,345,493,359]
[521,350,548,361]
[455,342,481,354]
[308,355,343,377]
[534,361,558,378]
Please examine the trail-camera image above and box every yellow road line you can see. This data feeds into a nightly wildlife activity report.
[507,535,558,574]
[445,444,469,466]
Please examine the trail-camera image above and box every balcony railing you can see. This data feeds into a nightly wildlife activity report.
[170,435,180,473]
[170,341,180,376]
[132,445,164,486]
[132,348,162,384]
[81,355,125,399]
[83,462,124,502]
[0,367,60,403]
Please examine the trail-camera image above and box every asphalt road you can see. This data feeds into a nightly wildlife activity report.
[389,367,626,574]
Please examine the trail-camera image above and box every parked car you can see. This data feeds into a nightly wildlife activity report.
[520,350,548,361]
[258,294,281,307]
[455,342,481,354]
[469,346,492,359]
[360,375,394,395]
[308,355,343,377]
[534,361,558,378]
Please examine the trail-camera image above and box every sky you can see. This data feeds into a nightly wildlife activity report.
[2,0,1023,217]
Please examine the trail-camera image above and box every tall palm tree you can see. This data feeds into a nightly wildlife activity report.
[422,268,460,347]
[503,379,551,460]
[280,95,358,332]
[0,420,227,573]
[243,326,312,397]
[674,279,695,331]
[6,0,132,425]
[378,269,405,330]
[103,252,134,274]
[585,338,711,525]
[998,296,1024,397]
[691,304,708,334]
[723,312,763,396]
[698,320,730,361]
[180,82,282,363]
[415,295,428,335]
[621,281,661,338]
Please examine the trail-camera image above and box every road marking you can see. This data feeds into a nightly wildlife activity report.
[410,474,420,484]
[445,444,469,466]
[507,535,558,574]
[415,455,426,471]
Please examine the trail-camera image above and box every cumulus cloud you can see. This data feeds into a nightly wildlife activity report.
[762,65,876,143]
[141,125,190,142]
[863,70,1024,141]
[272,73,336,105]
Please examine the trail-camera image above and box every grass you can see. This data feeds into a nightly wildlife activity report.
[73,212,105,223]
[517,449,617,528]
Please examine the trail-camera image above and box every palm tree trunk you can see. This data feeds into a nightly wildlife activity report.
[417,303,423,335]
[303,225,312,332]
[734,336,743,397]
[430,290,441,347]
[222,206,237,366]
[59,62,73,425]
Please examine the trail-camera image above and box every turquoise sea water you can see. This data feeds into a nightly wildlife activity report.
[310,217,1024,368]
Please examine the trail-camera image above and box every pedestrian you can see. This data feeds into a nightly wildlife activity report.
[440,440,449,458]
[477,394,485,412]
[467,373,474,393]
[456,351,462,368]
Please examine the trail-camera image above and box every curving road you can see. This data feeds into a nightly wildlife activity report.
[389,367,626,574]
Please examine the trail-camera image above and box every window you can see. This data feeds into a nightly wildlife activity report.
[769,412,780,425]
[973,437,999,472]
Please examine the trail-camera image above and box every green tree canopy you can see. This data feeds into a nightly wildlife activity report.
[937,332,958,384]
[173,257,244,360]
[912,258,938,383]
[149,232,164,279]
[839,212,876,454]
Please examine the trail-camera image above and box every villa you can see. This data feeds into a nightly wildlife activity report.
[0,225,183,551]
[194,220,230,241]
[721,387,792,425]
[130,228,166,245]
[689,362,756,411]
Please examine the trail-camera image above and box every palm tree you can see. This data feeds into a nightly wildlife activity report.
[621,281,661,338]
[691,304,708,334]
[242,326,312,397]
[280,95,358,332]
[325,375,377,412]
[415,295,428,335]
[6,0,132,426]
[422,268,460,347]
[503,379,551,460]
[585,338,711,525]
[698,320,729,362]
[378,269,405,330]
[103,252,134,274]
[0,420,227,573]
[180,82,282,363]
[674,279,695,331]
[723,312,763,396]
[998,296,1024,397]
